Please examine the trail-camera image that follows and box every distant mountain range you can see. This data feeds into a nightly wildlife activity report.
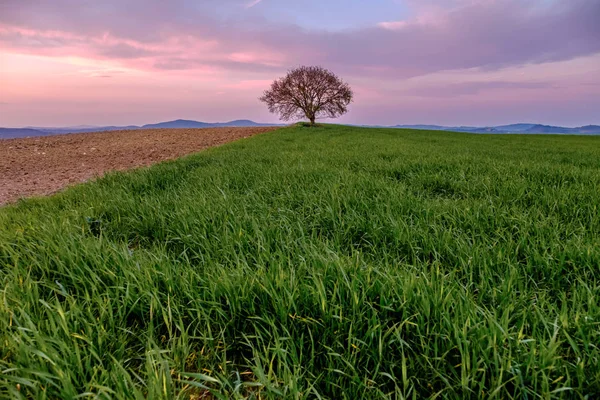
[0,119,282,139]
[389,123,600,135]
[2,120,599,139]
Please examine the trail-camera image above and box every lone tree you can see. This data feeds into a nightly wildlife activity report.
[260,66,353,126]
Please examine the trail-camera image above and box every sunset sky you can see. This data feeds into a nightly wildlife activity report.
[1,0,599,127]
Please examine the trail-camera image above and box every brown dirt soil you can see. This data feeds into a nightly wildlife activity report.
[0,127,278,206]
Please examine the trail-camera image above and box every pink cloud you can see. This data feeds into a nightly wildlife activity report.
[245,0,263,9]
[0,0,598,127]
[1,0,598,79]
[225,80,274,90]
[0,0,600,77]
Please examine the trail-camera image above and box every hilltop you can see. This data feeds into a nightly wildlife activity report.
[1,125,599,398]
[3,120,600,139]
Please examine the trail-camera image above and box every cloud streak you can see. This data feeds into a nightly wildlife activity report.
[246,0,263,9]
[1,0,598,79]
[403,81,558,98]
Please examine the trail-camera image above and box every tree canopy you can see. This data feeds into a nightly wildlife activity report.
[260,66,353,126]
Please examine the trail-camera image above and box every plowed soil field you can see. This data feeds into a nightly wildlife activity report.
[0,127,278,205]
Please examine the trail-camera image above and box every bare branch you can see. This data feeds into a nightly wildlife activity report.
[259,66,354,126]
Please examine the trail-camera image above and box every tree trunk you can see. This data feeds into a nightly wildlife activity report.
[309,116,315,126]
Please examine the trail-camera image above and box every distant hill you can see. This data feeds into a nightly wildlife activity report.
[3,120,599,139]
[142,120,213,129]
[493,124,537,132]
[0,120,281,139]
[38,126,141,135]
[524,125,570,134]
[522,124,600,134]
[24,125,101,130]
[391,124,499,133]
[390,124,448,130]
[579,125,600,134]
[141,119,275,129]
[391,124,600,135]
[222,119,273,127]
[0,128,56,139]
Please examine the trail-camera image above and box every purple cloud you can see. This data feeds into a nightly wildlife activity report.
[405,81,559,98]
[0,0,598,78]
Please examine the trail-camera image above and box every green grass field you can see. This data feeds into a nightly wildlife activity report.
[1,124,599,399]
